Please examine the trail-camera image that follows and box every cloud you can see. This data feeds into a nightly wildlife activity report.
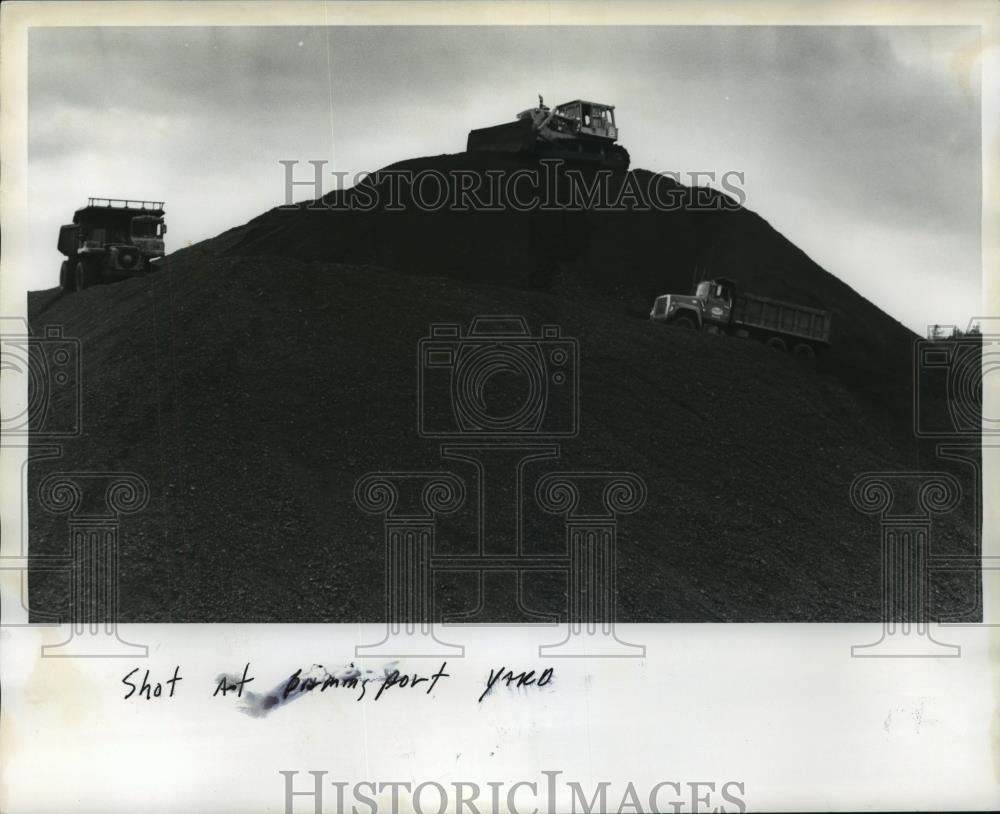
[25,25,982,332]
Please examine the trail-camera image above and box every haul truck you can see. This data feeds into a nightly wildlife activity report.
[57,198,166,292]
[649,277,832,356]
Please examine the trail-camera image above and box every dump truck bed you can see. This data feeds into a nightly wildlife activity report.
[732,293,832,344]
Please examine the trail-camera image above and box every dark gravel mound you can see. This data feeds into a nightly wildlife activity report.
[188,152,921,443]
[27,152,980,622]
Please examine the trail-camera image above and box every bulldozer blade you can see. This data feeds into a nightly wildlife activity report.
[466,118,535,154]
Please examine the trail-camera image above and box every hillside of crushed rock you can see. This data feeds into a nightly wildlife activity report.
[27,152,980,622]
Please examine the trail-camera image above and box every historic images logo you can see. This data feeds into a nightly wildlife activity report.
[1,316,150,658]
[849,319,996,658]
[279,159,748,214]
[280,770,748,814]
[354,316,646,658]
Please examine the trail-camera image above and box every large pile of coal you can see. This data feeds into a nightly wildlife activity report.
[27,151,980,623]
[195,152,925,441]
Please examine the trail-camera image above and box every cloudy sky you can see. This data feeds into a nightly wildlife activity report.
[27,25,982,334]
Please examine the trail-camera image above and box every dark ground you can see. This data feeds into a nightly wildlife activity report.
[27,152,981,622]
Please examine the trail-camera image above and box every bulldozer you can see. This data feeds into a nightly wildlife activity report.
[467,96,630,169]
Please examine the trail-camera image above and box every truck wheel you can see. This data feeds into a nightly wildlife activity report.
[793,342,816,358]
[672,315,696,330]
[765,336,788,352]
[74,260,95,292]
[59,261,70,291]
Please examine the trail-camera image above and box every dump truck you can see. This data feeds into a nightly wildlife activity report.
[649,277,832,356]
[467,96,630,169]
[57,198,167,291]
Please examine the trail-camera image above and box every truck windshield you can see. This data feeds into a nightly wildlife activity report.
[696,282,711,299]
[131,218,164,238]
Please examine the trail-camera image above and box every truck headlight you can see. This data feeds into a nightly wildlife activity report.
[118,249,138,269]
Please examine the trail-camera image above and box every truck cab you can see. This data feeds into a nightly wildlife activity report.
[650,278,735,330]
[695,278,734,328]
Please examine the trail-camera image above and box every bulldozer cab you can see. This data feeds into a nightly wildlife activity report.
[553,100,617,140]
